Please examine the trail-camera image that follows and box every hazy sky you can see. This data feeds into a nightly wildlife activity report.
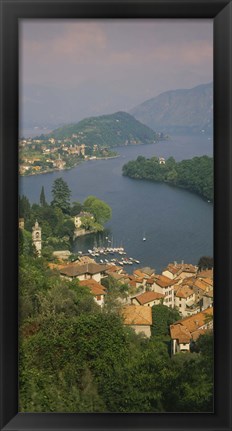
[19,19,213,125]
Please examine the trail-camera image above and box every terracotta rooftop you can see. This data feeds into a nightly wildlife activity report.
[79,279,106,296]
[170,324,191,344]
[60,262,108,277]
[191,328,207,341]
[200,277,213,286]
[174,307,213,334]
[154,274,176,288]
[197,269,213,279]
[164,263,197,276]
[140,267,155,276]
[175,285,194,299]
[122,305,152,326]
[132,291,164,305]
[133,270,148,279]
[170,308,213,343]
[106,265,123,273]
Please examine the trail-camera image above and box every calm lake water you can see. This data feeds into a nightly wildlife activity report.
[20,135,213,273]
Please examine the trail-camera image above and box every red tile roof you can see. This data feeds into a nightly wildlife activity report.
[122,305,152,326]
[154,275,176,288]
[79,279,106,296]
[132,291,164,305]
[60,262,108,277]
[170,307,213,343]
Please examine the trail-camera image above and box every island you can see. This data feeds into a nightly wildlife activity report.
[122,155,213,202]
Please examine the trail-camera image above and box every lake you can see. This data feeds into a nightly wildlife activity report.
[20,135,213,273]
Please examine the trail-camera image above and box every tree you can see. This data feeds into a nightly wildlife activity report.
[151,304,181,338]
[39,186,47,207]
[19,195,31,220]
[198,256,213,271]
[70,201,83,216]
[51,178,71,214]
[83,196,112,225]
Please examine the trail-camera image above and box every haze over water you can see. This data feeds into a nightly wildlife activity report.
[20,135,213,273]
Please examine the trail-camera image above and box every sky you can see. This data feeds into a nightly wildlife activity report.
[19,19,213,129]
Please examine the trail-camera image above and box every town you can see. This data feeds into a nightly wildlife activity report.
[23,218,214,357]
[19,135,118,175]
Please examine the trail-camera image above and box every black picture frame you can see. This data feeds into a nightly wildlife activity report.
[0,0,231,430]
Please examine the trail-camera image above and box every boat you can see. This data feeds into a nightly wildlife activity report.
[143,237,146,241]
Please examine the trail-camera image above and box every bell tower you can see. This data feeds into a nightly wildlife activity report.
[32,220,42,257]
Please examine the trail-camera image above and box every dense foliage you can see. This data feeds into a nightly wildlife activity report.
[51,178,71,214]
[122,155,213,201]
[49,111,158,147]
[19,179,112,257]
[152,305,181,338]
[19,251,213,413]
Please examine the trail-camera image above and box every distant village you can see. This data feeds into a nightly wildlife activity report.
[19,135,118,176]
[21,218,214,357]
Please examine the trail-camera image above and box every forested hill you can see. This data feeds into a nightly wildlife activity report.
[122,155,213,201]
[130,83,213,136]
[48,111,158,147]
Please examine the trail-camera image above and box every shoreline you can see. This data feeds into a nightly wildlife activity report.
[19,154,121,177]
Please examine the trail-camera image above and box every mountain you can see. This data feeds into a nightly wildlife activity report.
[48,111,158,147]
[130,83,213,136]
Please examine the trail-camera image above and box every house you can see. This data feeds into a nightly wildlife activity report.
[74,212,94,229]
[200,291,214,311]
[121,305,152,337]
[184,277,213,303]
[174,285,196,316]
[152,275,176,308]
[140,267,156,277]
[133,270,150,286]
[162,262,197,280]
[60,262,108,282]
[79,279,107,307]
[131,291,164,307]
[170,307,213,355]
[52,250,71,260]
[128,275,145,289]
[108,272,130,284]
[19,218,24,230]
[197,269,213,279]
[53,159,66,169]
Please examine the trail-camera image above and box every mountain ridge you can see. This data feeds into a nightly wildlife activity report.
[130,82,213,136]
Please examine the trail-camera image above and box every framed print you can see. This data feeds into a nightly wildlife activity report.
[0,0,232,430]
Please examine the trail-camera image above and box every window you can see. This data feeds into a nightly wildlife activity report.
[96,295,101,301]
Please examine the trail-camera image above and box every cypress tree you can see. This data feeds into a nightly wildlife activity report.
[40,186,47,207]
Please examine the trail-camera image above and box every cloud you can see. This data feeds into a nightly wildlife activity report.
[19,19,213,118]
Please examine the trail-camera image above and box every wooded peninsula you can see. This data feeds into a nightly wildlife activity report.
[122,155,213,201]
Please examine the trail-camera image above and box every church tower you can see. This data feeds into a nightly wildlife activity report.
[32,220,42,257]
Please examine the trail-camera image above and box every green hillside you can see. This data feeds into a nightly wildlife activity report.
[122,155,213,201]
[49,111,158,147]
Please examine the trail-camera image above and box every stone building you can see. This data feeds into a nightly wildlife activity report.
[32,220,42,257]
